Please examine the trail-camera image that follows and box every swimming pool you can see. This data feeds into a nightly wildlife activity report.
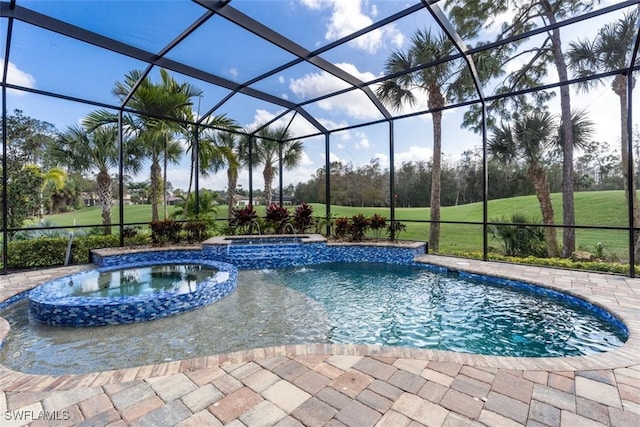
[0,263,627,375]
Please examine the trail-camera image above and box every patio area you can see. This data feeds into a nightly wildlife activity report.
[1,256,639,426]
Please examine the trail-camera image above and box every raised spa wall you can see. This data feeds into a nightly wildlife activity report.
[199,234,427,269]
[30,252,238,327]
[91,235,428,270]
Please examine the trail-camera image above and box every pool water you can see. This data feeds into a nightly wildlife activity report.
[68,264,218,297]
[0,263,628,375]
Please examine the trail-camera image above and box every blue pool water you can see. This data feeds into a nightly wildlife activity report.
[69,264,218,297]
[0,263,628,374]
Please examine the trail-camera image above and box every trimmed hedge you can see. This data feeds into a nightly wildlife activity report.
[4,235,120,270]
[441,250,630,275]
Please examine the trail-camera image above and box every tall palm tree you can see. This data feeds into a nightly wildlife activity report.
[568,10,640,261]
[207,130,241,219]
[243,125,303,207]
[86,69,202,222]
[376,29,485,251]
[489,110,594,258]
[53,124,143,234]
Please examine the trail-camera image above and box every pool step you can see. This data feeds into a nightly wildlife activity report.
[225,243,304,268]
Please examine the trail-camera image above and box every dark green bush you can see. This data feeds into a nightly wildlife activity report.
[150,219,182,245]
[4,234,119,270]
[6,237,68,269]
[122,227,138,239]
[489,213,547,258]
[73,235,120,263]
[387,220,407,242]
[183,220,209,243]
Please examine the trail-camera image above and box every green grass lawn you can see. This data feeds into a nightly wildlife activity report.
[35,190,632,260]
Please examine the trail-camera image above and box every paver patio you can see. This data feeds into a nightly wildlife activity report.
[1,255,640,426]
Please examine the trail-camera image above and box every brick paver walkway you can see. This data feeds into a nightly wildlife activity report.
[1,256,640,426]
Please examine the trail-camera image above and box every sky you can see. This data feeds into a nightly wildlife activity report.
[2,0,637,194]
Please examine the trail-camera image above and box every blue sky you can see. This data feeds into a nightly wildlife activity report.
[3,0,637,193]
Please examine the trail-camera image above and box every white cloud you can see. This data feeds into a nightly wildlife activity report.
[278,75,285,84]
[394,145,433,165]
[373,152,389,168]
[228,68,238,80]
[289,62,385,120]
[3,61,36,95]
[299,0,403,53]
[329,151,343,163]
[355,137,370,149]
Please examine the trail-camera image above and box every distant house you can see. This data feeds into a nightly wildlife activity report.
[233,195,259,206]
[81,192,98,207]
[269,194,294,205]
[166,195,182,206]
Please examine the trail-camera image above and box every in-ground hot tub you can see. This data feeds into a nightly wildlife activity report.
[28,257,237,327]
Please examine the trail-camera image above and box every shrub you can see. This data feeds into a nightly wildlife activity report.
[489,213,547,258]
[293,202,314,233]
[4,234,119,270]
[73,235,120,263]
[122,227,138,239]
[387,220,407,242]
[334,217,349,239]
[150,219,182,245]
[348,213,370,242]
[265,204,290,234]
[183,220,209,243]
[6,237,68,268]
[314,215,334,236]
[369,214,387,240]
[230,205,258,234]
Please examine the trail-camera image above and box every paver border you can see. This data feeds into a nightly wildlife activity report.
[1,254,639,393]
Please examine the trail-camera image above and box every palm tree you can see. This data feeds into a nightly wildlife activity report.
[86,69,202,222]
[568,10,640,261]
[178,114,239,219]
[39,167,67,217]
[489,110,594,257]
[53,124,143,234]
[489,112,560,257]
[206,129,241,220]
[243,125,303,207]
[376,29,484,251]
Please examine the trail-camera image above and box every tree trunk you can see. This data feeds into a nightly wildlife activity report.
[264,164,274,207]
[227,167,237,221]
[541,1,575,258]
[613,74,640,263]
[150,152,161,222]
[185,149,194,220]
[529,164,560,257]
[97,169,113,235]
[163,136,168,220]
[428,84,444,252]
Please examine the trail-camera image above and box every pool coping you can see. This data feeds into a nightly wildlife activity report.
[0,251,639,393]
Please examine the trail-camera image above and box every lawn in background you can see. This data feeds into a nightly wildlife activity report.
[35,190,630,260]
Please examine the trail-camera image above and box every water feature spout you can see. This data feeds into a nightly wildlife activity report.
[249,221,262,236]
[283,223,297,239]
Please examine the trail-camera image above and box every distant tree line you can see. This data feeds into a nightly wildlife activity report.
[294,138,629,209]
